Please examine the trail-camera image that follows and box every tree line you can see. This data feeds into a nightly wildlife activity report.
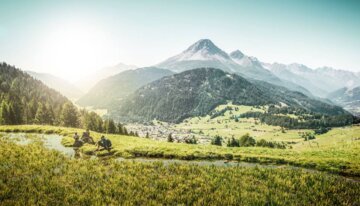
[0,63,132,135]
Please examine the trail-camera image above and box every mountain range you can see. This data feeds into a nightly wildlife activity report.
[76,67,174,109]
[26,71,83,100]
[112,68,350,124]
[75,62,138,92]
[265,63,360,97]
[327,86,360,116]
[23,39,360,117]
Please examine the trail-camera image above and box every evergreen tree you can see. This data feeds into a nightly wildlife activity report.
[35,103,53,125]
[227,137,240,147]
[0,100,9,124]
[116,123,124,134]
[167,133,174,142]
[211,135,222,146]
[104,119,116,134]
[60,102,79,127]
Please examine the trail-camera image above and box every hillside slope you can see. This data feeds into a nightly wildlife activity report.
[27,71,83,99]
[0,63,70,124]
[76,62,137,92]
[327,86,360,116]
[77,67,174,109]
[113,68,350,124]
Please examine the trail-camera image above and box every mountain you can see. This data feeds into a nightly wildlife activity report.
[266,63,360,97]
[113,68,350,124]
[156,39,311,96]
[327,86,360,116]
[76,62,137,92]
[157,39,239,73]
[26,71,83,100]
[0,63,70,125]
[76,67,174,109]
[229,50,280,83]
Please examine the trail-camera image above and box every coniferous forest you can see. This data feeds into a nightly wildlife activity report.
[0,63,127,135]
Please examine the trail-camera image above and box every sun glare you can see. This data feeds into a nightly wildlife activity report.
[38,22,113,82]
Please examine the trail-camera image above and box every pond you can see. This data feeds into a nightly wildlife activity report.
[1,132,75,157]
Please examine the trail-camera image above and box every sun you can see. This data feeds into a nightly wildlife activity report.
[39,22,113,82]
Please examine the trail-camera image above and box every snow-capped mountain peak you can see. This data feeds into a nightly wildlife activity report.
[176,39,231,61]
[229,49,261,68]
[156,39,237,73]
[229,50,245,59]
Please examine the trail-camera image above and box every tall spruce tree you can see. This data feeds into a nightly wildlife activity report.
[60,102,79,127]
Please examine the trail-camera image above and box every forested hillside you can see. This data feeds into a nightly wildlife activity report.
[0,63,129,134]
[77,67,174,109]
[113,68,275,122]
[327,86,360,116]
[27,71,83,99]
[112,68,355,128]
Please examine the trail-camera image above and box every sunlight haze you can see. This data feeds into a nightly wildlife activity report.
[0,0,359,82]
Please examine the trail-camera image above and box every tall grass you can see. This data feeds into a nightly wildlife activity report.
[0,138,358,205]
[0,125,359,176]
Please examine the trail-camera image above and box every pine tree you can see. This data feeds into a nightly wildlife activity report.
[211,135,222,146]
[104,119,116,134]
[116,123,124,134]
[167,133,174,142]
[123,127,128,135]
[60,102,79,127]
[0,100,9,124]
[34,103,54,125]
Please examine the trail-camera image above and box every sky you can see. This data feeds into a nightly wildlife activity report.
[0,0,359,82]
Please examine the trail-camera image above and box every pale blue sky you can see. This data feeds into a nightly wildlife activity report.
[0,0,359,81]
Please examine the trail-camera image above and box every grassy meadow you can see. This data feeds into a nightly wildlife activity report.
[0,137,359,205]
[173,103,309,142]
[0,123,359,177]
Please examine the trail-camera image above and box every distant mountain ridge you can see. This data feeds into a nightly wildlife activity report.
[327,86,360,116]
[156,39,312,96]
[113,68,350,123]
[76,67,174,109]
[26,71,83,100]
[265,63,360,97]
[76,62,137,92]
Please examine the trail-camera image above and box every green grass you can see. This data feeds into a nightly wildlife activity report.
[0,138,358,205]
[0,124,359,177]
[173,103,308,142]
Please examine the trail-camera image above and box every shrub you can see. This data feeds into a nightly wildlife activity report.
[314,127,331,135]
[211,135,222,146]
[167,133,174,142]
[227,137,239,147]
[185,136,197,144]
[301,132,316,141]
[239,133,256,147]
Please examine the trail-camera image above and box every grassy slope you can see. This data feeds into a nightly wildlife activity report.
[0,138,358,205]
[173,103,309,142]
[0,124,359,177]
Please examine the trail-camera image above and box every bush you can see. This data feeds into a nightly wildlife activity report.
[314,127,331,135]
[256,139,286,149]
[185,136,197,144]
[301,132,316,141]
[227,137,239,147]
[239,133,256,147]
[211,135,222,146]
[167,133,174,142]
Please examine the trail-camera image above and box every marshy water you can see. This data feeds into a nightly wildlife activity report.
[1,132,75,157]
[1,132,358,182]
